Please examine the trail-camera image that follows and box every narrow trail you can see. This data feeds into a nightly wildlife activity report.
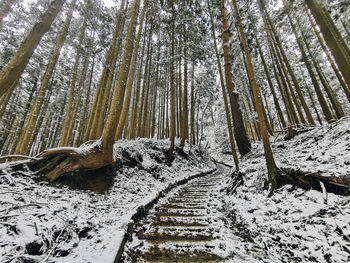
[121,166,237,262]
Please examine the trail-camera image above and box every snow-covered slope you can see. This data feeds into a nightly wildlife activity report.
[214,117,350,262]
[0,139,215,263]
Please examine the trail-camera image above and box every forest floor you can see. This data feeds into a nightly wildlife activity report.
[0,139,215,263]
[0,117,349,263]
[209,116,350,262]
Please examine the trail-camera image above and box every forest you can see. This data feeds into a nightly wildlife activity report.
[0,0,349,262]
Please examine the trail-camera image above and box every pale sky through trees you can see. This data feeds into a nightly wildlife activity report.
[102,0,116,8]
[21,0,284,11]
[22,0,118,8]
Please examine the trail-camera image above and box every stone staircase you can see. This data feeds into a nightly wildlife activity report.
[122,170,229,262]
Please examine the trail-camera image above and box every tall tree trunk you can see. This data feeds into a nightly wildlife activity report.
[115,1,147,140]
[150,44,160,138]
[266,27,297,125]
[296,10,345,119]
[178,48,182,140]
[240,40,274,134]
[168,10,176,154]
[263,13,306,125]
[269,50,294,125]
[258,0,314,125]
[255,33,286,128]
[129,25,147,139]
[60,18,87,146]
[280,5,333,122]
[0,0,65,98]
[166,70,170,138]
[220,0,251,157]
[303,76,322,126]
[284,1,343,121]
[76,51,96,146]
[208,0,239,170]
[84,0,128,141]
[29,83,54,155]
[305,0,350,89]
[14,0,76,154]
[232,0,278,188]
[137,30,152,137]
[101,0,141,160]
[67,40,92,145]
[10,76,38,154]
[0,80,17,120]
[180,25,189,148]
[309,52,344,119]
[190,62,195,146]
[93,1,129,139]
[140,53,152,138]
[305,7,350,103]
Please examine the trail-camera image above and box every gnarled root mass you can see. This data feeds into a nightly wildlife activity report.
[28,145,113,182]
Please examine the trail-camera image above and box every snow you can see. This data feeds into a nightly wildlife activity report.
[272,117,350,178]
[1,118,349,262]
[209,117,350,262]
[0,139,215,263]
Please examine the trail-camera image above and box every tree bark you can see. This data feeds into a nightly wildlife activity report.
[60,18,87,146]
[0,0,66,98]
[115,1,147,140]
[208,0,239,170]
[190,62,195,146]
[84,0,127,141]
[129,25,147,139]
[259,0,314,125]
[168,9,176,154]
[232,0,278,188]
[305,0,350,88]
[67,39,92,145]
[101,0,141,160]
[220,0,251,157]
[305,6,350,103]
[137,29,152,137]
[93,1,129,140]
[14,0,76,154]
[255,32,286,128]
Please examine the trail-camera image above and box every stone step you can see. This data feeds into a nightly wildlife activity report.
[122,171,228,262]
[141,246,222,262]
[156,211,206,218]
[176,194,209,198]
[168,198,208,203]
[154,220,208,228]
[138,232,215,244]
[162,204,206,210]
[146,226,216,235]
[158,208,210,215]
[152,216,209,227]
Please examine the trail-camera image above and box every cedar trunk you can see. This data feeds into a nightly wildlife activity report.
[0,0,65,98]
[220,0,251,157]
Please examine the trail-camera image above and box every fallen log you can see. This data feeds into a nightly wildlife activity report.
[211,158,233,168]
[280,167,350,196]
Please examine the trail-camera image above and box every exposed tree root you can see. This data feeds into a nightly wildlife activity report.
[280,167,350,195]
[226,171,244,194]
[28,146,113,182]
[0,155,40,161]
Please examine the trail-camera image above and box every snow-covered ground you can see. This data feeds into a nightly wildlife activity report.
[211,117,350,262]
[1,117,349,263]
[0,139,215,263]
